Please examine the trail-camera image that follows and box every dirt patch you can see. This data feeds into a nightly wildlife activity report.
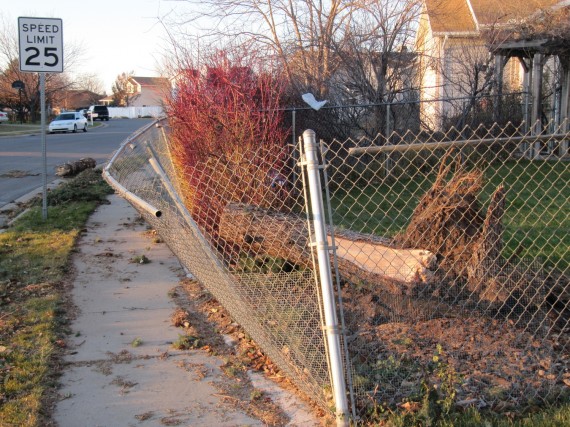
[342,282,570,411]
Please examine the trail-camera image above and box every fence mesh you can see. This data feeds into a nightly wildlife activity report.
[104,118,570,422]
[325,120,570,417]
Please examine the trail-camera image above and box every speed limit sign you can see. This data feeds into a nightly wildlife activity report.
[18,17,63,73]
[18,17,64,221]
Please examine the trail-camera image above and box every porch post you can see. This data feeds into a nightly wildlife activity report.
[531,52,544,158]
[520,56,532,135]
[560,57,570,156]
[494,54,505,122]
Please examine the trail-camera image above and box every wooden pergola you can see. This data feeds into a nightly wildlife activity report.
[493,38,570,157]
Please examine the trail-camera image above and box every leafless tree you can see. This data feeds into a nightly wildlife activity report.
[438,41,497,129]
[74,73,106,97]
[161,0,423,139]
[330,0,423,136]
[162,0,358,99]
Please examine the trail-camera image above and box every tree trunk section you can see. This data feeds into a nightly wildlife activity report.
[55,157,96,177]
[219,203,436,295]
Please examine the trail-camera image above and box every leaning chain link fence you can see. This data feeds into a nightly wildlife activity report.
[324,120,570,418]
[104,117,569,422]
[103,119,337,414]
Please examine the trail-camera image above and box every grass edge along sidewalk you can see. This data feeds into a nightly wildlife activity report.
[0,169,113,426]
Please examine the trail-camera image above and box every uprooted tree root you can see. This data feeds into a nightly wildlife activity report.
[396,150,486,279]
[394,149,568,325]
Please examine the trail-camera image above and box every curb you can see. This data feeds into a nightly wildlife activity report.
[0,165,107,230]
[0,179,66,230]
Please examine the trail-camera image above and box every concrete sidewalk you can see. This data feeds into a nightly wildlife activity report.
[53,195,318,427]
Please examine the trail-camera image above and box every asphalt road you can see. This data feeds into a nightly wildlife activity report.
[0,118,153,208]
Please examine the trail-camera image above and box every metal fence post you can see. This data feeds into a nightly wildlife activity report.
[385,103,393,179]
[302,129,349,427]
[292,108,298,187]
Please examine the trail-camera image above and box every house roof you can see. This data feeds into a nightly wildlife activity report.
[424,0,477,33]
[130,76,170,87]
[470,0,560,25]
[424,0,561,34]
[64,90,103,109]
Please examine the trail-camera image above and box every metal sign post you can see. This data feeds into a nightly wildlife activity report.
[40,73,47,219]
[18,16,64,220]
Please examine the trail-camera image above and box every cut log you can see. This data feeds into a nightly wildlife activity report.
[219,203,436,294]
[55,157,96,177]
[332,236,436,284]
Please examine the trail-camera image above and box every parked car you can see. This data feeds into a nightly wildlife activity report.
[0,111,8,123]
[87,105,110,121]
[48,111,88,133]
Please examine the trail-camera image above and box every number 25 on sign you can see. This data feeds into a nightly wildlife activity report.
[18,17,63,73]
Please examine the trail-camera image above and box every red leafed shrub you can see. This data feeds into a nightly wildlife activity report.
[165,50,291,243]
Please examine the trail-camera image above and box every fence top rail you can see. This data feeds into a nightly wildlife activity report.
[348,133,570,156]
[274,91,528,113]
[104,119,161,173]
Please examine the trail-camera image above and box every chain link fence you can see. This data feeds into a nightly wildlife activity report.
[103,120,339,415]
[104,117,569,423]
[326,119,570,419]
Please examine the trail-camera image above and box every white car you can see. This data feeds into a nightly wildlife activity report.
[0,111,8,123]
[49,111,88,133]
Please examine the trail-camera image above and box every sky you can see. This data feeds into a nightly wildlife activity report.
[5,0,178,94]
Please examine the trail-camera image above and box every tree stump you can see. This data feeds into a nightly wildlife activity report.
[395,150,550,321]
[467,184,506,298]
[216,151,565,325]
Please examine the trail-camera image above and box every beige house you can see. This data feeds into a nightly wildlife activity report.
[415,0,567,131]
[125,76,170,107]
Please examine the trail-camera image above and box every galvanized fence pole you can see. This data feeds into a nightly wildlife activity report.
[319,140,357,422]
[302,129,349,426]
[385,102,393,179]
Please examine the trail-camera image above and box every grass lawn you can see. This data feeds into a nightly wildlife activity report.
[483,159,570,271]
[0,169,113,426]
[0,123,42,135]
[329,158,569,272]
[384,404,570,426]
